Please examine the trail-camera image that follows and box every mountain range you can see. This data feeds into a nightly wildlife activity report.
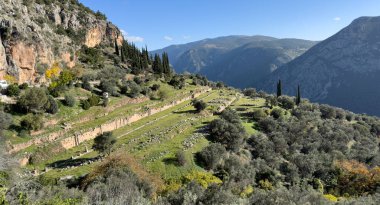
[152,36,317,88]
[155,16,380,116]
[260,16,380,116]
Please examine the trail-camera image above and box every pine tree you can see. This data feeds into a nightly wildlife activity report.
[114,38,120,56]
[277,80,282,97]
[296,85,301,105]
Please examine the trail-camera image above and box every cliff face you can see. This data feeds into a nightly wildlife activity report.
[0,0,123,84]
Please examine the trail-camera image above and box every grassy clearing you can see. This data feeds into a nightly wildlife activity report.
[230,96,265,134]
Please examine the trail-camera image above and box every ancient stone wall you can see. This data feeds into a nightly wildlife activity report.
[9,88,211,154]
[60,88,211,149]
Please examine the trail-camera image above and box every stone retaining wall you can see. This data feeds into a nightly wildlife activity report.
[8,88,211,154]
[60,88,211,149]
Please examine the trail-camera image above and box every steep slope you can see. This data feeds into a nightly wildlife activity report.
[260,16,380,116]
[0,0,123,84]
[152,36,316,88]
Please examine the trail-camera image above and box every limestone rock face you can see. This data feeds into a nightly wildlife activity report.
[10,42,36,83]
[0,37,7,73]
[85,26,104,48]
[85,23,124,48]
[0,0,123,84]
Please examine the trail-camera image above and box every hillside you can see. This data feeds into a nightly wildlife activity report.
[2,81,380,204]
[0,0,123,84]
[152,36,316,88]
[260,16,380,116]
[0,1,379,205]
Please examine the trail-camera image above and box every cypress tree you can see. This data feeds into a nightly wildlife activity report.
[121,47,125,63]
[153,54,163,74]
[114,38,120,56]
[145,46,151,65]
[162,52,171,74]
[277,80,282,97]
[296,85,301,105]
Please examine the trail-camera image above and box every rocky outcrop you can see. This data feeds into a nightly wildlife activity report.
[84,23,123,48]
[0,37,6,76]
[9,42,36,83]
[85,26,103,48]
[0,0,123,84]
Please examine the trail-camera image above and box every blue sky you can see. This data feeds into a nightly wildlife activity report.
[79,0,380,50]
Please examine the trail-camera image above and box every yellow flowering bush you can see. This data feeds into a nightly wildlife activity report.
[183,170,222,188]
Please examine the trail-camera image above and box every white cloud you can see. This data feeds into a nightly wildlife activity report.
[183,35,191,40]
[333,17,341,21]
[164,36,173,41]
[121,29,144,43]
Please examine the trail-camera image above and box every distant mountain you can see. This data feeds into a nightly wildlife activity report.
[260,16,380,116]
[152,36,317,88]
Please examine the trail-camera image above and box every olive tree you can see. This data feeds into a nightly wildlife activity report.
[93,132,116,156]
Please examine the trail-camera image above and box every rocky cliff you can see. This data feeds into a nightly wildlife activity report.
[0,0,123,84]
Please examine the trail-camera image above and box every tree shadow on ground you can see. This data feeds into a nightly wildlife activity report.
[48,156,100,169]
[173,109,197,114]
[162,157,180,166]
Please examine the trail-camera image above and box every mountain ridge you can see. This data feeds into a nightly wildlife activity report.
[260,16,380,116]
[152,35,317,88]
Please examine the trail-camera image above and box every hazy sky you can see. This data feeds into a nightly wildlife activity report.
[79,0,380,50]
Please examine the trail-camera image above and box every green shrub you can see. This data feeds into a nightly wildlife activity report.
[133,76,143,84]
[64,94,76,107]
[78,46,105,69]
[252,109,268,121]
[208,119,246,151]
[196,143,226,170]
[0,111,12,130]
[21,114,43,131]
[157,89,168,100]
[270,108,283,119]
[82,100,91,110]
[278,96,295,110]
[92,132,116,156]
[192,99,207,113]
[128,82,141,98]
[45,96,59,114]
[151,84,160,91]
[82,80,93,91]
[88,95,100,107]
[141,87,152,96]
[17,87,48,113]
[100,79,118,96]
[175,151,187,166]
[19,83,28,90]
[6,84,20,96]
